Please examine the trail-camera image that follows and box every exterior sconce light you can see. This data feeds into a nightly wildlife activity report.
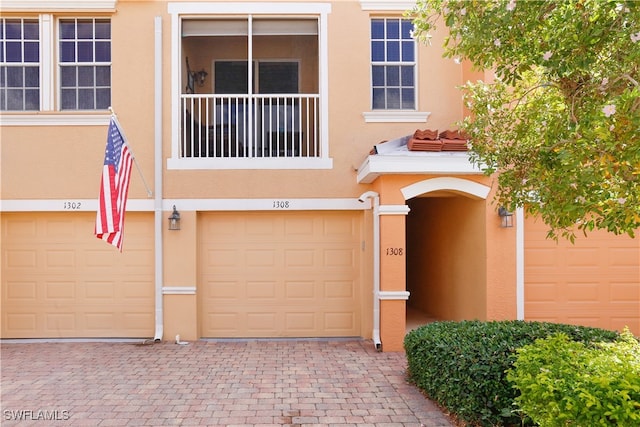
[168,205,181,230]
[498,206,513,228]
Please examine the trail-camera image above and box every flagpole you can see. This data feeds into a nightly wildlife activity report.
[108,107,153,197]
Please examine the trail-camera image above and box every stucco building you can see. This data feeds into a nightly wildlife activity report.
[1,0,638,351]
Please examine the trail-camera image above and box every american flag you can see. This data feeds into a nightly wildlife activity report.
[95,116,133,251]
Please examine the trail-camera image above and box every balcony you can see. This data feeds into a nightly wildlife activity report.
[181,93,319,159]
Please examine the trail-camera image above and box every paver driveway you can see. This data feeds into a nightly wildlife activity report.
[1,339,453,426]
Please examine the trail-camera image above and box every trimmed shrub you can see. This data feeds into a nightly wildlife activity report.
[404,320,618,426]
[507,329,640,427]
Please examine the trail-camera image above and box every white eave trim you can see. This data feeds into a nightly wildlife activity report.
[357,153,483,184]
[0,114,111,126]
[0,0,116,11]
[360,1,416,11]
[362,111,430,123]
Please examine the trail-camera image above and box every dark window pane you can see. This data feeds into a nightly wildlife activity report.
[371,19,384,39]
[77,20,93,39]
[401,41,414,62]
[371,41,384,62]
[60,42,76,62]
[386,41,399,62]
[78,66,94,86]
[386,66,399,86]
[95,66,110,86]
[61,88,76,109]
[60,67,76,87]
[77,41,93,62]
[24,66,39,87]
[5,20,22,39]
[372,88,385,109]
[258,62,298,93]
[6,89,23,110]
[95,41,110,62]
[95,20,110,39]
[23,20,39,39]
[96,88,110,109]
[0,44,4,62]
[386,19,399,39]
[24,42,39,62]
[401,20,413,39]
[0,67,5,85]
[401,88,415,109]
[78,88,94,109]
[6,42,22,62]
[214,61,248,94]
[372,66,385,86]
[0,89,4,109]
[6,67,22,87]
[60,21,75,39]
[401,66,414,85]
[386,88,400,109]
[24,88,39,109]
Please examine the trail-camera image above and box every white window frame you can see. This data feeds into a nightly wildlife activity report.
[167,2,332,170]
[0,0,114,126]
[360,0,430,124]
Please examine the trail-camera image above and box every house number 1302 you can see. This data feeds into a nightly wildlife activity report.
[386,248,403,256]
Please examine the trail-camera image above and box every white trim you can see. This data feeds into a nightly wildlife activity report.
[363,111,430,123]
[401,177,491,201]
[162,287,196,295]
[378,204,410,215]
[163,198,366,211]
[0,199,154,212]
[169,2,331,14]
[0,114,111,126]
[377,290,410,300]
[166,157,333,170]
[357,153,482,184]
[0,0,116,11]
[41,14,54,111]
[516,207,525,320]
[360,1,416,11]
[0,198,367,212]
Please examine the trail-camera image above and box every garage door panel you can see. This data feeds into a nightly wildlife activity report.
[1,212,154,338]
[524,216,640,335]
[199,211,361,338]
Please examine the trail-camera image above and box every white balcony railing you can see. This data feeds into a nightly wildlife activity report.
[181,94,320,159]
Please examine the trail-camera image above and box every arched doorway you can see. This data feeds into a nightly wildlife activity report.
[402,178,490,330]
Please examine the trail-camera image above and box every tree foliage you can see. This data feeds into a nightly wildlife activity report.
[409,0,640,239]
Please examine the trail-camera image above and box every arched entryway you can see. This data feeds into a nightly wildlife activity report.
[402,178,490,330]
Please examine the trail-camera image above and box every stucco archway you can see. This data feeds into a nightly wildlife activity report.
[402,177,491,329]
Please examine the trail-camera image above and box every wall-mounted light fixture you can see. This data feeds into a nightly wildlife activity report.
[168,205,181,230]
[498,206,514,228]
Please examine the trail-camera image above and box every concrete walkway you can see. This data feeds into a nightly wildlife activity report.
[1,339,453,426]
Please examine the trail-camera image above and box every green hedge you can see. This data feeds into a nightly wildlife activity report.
[507,329,640,427]
[404,320,619,426]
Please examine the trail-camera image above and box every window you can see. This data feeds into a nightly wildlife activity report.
[371,18,415,110]
[59,18,111,110]
[0,18,40,111]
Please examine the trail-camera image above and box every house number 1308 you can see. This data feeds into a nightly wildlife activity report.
[273,200,290,208]
[386,248,403,256]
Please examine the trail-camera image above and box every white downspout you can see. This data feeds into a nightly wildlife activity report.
[359,191,381,350]
[516,207,525,320]
[153,16,164,342]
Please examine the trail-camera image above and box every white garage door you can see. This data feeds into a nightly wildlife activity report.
[1,212,154,339]
[199,211,362,338]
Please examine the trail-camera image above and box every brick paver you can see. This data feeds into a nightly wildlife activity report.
[1,339,453,426]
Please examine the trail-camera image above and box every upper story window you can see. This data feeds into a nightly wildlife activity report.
[370,18,415,110]
[59,18,111,110]
[0,15,110,114]
[0,18,40,111]
[168,2,332,170]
